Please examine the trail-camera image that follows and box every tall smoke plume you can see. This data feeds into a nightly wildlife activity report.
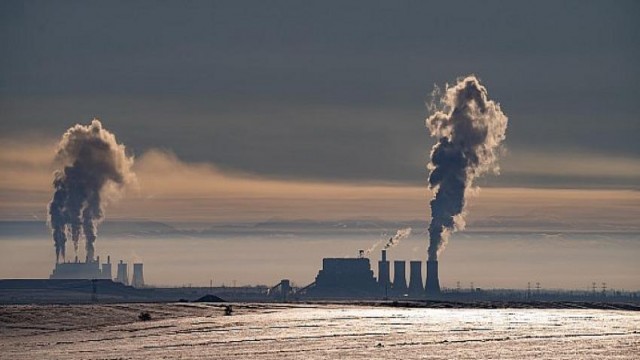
[426,76,508,260]
[384,227,412,250]
[48,119,135,263]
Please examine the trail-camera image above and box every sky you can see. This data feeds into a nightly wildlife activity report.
[0,1,639,287]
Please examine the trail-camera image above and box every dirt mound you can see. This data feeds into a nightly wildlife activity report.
[194,294,225,303]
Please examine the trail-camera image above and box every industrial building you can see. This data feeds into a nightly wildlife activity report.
[307,252,378,298]
[50,256,112,280]
[49,255,145,287]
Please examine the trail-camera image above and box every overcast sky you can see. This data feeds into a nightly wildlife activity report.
[2,0,639,188]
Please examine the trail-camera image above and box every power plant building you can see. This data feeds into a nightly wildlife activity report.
[309,255,378,298]
[306,250,437,299]
[50,256,112,280]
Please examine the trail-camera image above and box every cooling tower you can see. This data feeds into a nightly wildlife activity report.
[392,260,407,294]
[132,263,145,288]
[425,260,441,295]
[408,261,424,297]
[115,260,129,285]
[378,250,390,291]
[101,255,112,280]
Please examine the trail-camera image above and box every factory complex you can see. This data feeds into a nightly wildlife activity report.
[50,255,145,288]
[304,249,440,298]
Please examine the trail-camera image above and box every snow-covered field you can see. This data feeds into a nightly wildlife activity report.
[1,303,639,359]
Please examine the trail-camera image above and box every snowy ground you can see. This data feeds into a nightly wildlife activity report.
[1,303,639,359]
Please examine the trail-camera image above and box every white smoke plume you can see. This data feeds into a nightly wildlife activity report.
[365,232,387,255]
[48,119,135,263]
[384,227,412,250]
[426,75,508,260]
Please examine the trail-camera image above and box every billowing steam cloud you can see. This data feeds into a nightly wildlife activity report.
[384,227,412,249]
[48,119,135,263]
[426,76,508,260]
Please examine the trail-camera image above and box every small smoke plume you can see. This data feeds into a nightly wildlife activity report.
[365,232,388,255]
[384,227,412,250]
[48,119,135,263]
[426,75,508,260]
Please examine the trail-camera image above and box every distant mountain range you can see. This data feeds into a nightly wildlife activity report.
[0,219,417,239]
[1,217,638,240]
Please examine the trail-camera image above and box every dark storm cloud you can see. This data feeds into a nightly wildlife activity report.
[1,1,638,186]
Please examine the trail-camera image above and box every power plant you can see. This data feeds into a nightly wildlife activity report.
[49,254,144,289]
[303,249,440,299]
[308,253,378,298]
[50,256,112,280]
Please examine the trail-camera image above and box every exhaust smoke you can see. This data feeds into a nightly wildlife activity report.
[383,227,412,250]
[48,119,135,263]
[426,76,508,260]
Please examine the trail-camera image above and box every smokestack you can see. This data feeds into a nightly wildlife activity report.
[132,263,144,288]
[425,260,440,295]
[408,261,424,297]
[392,260,407,294]
[378,249,390,290]
[426,76,508,261]
[47,119,136,263]
[115,260,129,285]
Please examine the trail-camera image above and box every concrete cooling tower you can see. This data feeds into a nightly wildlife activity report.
[408,261,424,297]
[132,263,145,288]
[115,260,129,285]
[425,260,441,296]
[392,260,407,295]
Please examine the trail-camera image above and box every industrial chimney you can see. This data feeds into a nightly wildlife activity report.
[408,261,424,297]
[425,260,441,296]
[392,260,407,295]
[378,250,390,294]
[115,260,129,285]
[132,263,145,288]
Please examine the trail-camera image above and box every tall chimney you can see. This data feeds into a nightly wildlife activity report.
[425,260,441,295]
[392,260,407,295]
[378,249,390,292]
[132,263,145,288]
[115,260,129,285]
[408,260,424,297]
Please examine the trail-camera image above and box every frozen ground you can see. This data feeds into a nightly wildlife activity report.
[1,303,639,359]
